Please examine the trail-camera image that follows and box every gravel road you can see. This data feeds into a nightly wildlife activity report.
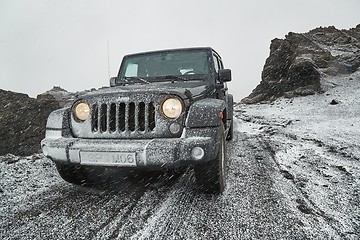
[1,114,358,239]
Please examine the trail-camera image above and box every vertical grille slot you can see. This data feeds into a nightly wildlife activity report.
[138,102,145,131]
[91,101,156,134]
[128,102,136,131]
[109,103,116,132]
[119,103,126,131]
[149,102,155,131]
[92,104,98,132]
[100,104,107,132]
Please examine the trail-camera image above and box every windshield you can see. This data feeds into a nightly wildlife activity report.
[119,50,210,81]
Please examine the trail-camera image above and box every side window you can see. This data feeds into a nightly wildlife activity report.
[213,55,219,73]
[218,59,224,70]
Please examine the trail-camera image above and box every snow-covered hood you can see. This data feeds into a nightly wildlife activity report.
[79,80,215,101]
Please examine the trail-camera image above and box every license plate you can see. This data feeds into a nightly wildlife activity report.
[80,152,136,167]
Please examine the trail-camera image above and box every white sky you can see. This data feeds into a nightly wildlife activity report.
[0,0,359,101]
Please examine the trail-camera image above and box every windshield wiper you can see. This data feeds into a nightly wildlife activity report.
[123,77,150,84]
[166,75,208,82]
[163,75,188,82]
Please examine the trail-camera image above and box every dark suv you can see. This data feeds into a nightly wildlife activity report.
[41,47,233,193]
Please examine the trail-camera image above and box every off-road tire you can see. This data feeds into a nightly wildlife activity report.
[194,123,226,194]
[226,119,233,141]
[55,163,93,186]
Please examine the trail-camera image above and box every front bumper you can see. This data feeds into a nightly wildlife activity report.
[41,127,220,169]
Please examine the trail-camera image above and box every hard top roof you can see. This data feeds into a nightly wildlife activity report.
[123,47,221,59]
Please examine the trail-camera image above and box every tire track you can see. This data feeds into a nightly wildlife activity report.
[2,117,350,239]
[262,133,359,239]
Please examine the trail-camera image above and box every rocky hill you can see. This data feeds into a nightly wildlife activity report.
[37,86,100,108]
[37,86,75,108]
[0,86,103,156]
[0,89,60,156]
[242,25,360,104]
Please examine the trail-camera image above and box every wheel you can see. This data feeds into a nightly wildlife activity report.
[226,94,234,141]
[194,123,226,194]
[55,163,92,186]
[226,119,234,141]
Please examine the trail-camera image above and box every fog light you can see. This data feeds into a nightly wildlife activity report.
[169,123,181,134]
[191,147,204,160]
[42,145,49,157]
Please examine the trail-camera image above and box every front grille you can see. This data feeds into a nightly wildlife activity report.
[91,102,156,133]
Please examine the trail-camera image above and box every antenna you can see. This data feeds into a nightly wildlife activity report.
[107,40,110,79]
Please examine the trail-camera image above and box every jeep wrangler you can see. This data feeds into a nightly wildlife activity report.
[41,47,233,194]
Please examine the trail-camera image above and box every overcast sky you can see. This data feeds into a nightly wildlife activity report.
[0,0,359,101]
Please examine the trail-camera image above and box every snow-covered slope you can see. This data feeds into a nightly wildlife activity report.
[238,70,360,160]
[235,70,360,237]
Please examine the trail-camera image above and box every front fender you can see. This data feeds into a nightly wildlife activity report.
[44,108,72,138]
[185,99,226,128]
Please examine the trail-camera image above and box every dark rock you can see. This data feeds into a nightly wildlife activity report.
[336,165,345,171]
[297,182,306,188]
[37,86,100,108]
[242,25,360,104]
[37,86,74,108]
[330,99,339,105]
[0,89,60,156]
[280,169,294,180]
[295,199,313,214]
[0,86,100,156]
[297,204,312,214]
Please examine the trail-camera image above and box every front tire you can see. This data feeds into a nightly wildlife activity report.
[194,123,226,194]
[226,119,234,141]
[55,163,92,186]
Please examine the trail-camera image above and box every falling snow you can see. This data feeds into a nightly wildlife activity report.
[1,71,360,239]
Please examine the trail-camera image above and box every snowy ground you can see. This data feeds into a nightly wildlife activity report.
[235,70,360,239]
[1,71,359,239]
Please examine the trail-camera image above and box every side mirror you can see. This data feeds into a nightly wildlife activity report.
[110,77,117,87]
[218,69,232,82]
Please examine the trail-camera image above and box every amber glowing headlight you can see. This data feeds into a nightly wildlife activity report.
[73,102,90,121]
[161,97,183,119]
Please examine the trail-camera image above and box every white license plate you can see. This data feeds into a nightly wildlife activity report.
[80,152,136,167]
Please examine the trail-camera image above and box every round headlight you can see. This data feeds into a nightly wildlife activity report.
[73,102,90,121]
[162,97,183,119]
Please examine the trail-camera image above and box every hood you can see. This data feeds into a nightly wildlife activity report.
[80,80,215,101]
